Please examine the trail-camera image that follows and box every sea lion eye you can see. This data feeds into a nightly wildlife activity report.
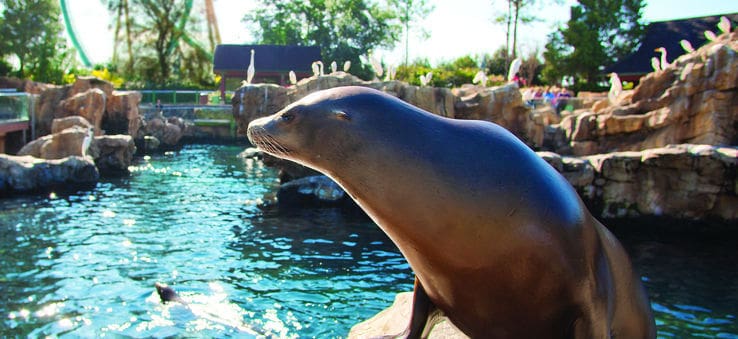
[333,110,350,121]
[281,113,295,123]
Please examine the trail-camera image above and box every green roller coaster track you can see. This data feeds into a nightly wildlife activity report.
[60,0,211,69]
[59,0,92,67]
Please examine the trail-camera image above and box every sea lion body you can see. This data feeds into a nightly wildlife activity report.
[247,86,655,338]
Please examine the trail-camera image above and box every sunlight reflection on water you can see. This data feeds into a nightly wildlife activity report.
[0,144,736,338]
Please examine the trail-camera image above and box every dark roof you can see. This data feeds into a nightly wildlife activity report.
[607,13,738,76]
[213,44,322,74]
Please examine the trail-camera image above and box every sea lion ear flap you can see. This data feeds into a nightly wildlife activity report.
[333,110,351,121]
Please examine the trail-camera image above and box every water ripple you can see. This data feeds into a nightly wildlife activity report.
[2,144,736,337]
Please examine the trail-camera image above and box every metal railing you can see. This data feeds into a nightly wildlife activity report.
[138,90,234,105]
[0,91,36,139]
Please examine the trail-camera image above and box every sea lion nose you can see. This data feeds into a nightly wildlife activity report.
[246,116,271,144]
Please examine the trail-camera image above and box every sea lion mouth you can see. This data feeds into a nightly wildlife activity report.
[247,126,293,157]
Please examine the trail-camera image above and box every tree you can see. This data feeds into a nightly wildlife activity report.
[0,0,73,83]
[542,0,645,87]
[105,0,135,75]
[388,0,434,65]
[246,0,402,80]
[493,0,557,64]
[482,47,510,77]
[116,0,213,87]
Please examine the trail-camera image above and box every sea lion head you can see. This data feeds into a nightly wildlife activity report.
[155,282,180,303]
[247,86,390,172]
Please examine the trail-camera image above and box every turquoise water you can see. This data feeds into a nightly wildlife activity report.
[1,144,736,338]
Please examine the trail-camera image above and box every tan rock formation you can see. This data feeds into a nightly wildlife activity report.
[231,74,530,143]
[348,292,467,339]
[32,77,141,137]
[89,135,136,174]
[143,117,184,147]
[51,116,93,134]
[554,35,738,156]
[18,125,92,159]
[17,116,135,176]
[60,88,106,135]
[106,90,143,136]
[538,144,737,221]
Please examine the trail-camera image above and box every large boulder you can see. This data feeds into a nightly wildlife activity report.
[105,90,143,136]
[18,124,93,160]
[348,292,467,339]
[0,154,99,194]
[51,115,93,134]
[89,135,136,175]
[142,117,184,147]
[17,116,135,176]
[59,88,106,135]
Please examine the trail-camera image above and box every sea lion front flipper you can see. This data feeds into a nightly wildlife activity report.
[405,277,435,339]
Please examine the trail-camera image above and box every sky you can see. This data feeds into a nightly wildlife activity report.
[69,0,738,67]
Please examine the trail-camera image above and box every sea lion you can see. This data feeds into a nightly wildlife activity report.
[246,86,656,338]
[155,282,187,305]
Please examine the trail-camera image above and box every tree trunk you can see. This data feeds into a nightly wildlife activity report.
[124,0,134,75]
[404,0,410,65]
[512,0,520,60]
[505,0,512,65]
[112,1,122,65]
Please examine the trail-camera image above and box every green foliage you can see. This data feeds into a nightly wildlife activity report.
[246,0,403,80]
[542,0,645,89]
[396,55,506,88]
[493,0,560,61]
[0,59,12,76]
[103,0,215,89]
[481,47,509,77]
[0,0,75,84]
[395,59,431,86]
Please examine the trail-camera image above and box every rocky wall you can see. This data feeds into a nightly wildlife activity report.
[553,31,738,156]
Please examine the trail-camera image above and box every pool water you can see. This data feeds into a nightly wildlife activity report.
[1,144,736,338]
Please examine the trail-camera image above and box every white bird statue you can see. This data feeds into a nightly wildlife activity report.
[608,72,622,105]
[312,62,320,77]
[650,57,661,72]
[289,70,297,85]
[330,61,337,74]
[718,16,731,35]
[246,49,255,84]
[370,55,383,78]
[420,72,433,87]
[654,47,669,69]
[680,40,694,53]
[507,58,522,82]
[316,61,324,76]
[704,30,717,42]
[343,61,351,72]
[473,70,488,87]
